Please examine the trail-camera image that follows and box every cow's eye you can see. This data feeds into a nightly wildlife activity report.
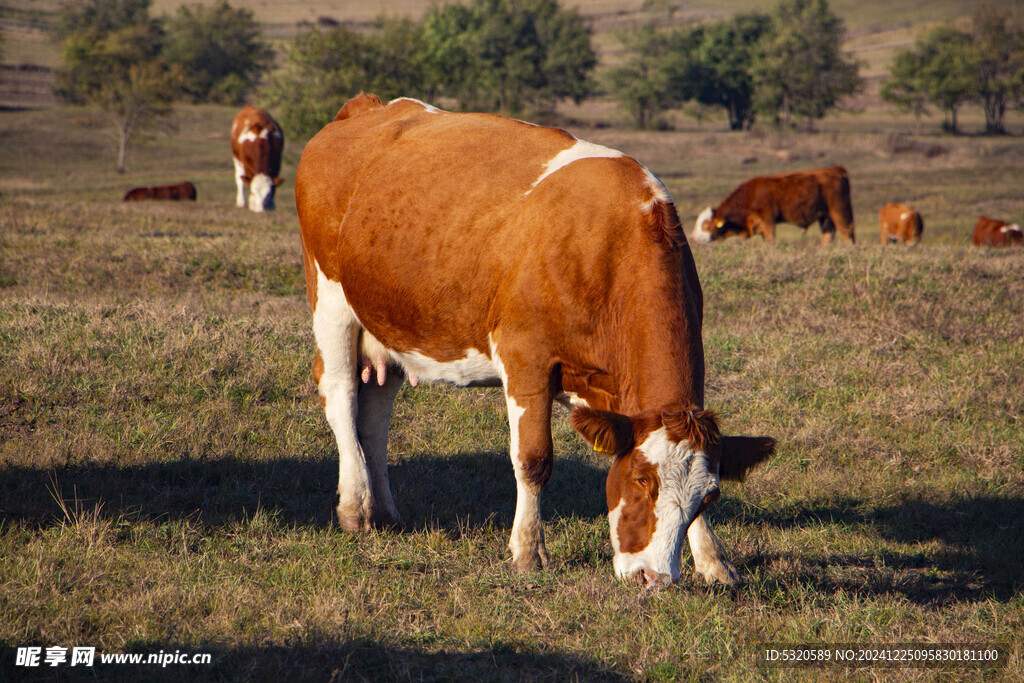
[634,477,648,489]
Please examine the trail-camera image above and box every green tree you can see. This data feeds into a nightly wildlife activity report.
[162,0,273,104]
[916,25,978,134]
[754,0,862,130]
[55,0,165,104]
[262,19,428,140]
[669,13,769,131]
[970,6,1024,135]
[605,21,675,129]
[55,0,180,172]
[421,0,595,115]
[881,49,930,133]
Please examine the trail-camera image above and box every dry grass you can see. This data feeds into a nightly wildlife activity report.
[1,101,1023,681]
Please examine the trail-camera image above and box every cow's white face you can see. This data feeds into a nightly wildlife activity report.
[690,207,715,243]
[607,427,719,589]
[571,406,721,590]
[249,173,277,212]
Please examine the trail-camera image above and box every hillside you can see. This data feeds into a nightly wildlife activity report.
[1,0,1014,113]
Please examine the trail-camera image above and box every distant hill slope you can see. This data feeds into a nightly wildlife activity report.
[0,0,1007,110]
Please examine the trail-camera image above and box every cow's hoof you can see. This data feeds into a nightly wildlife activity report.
[695,560,740,587]
[335,505,373,532]
[511,544,550,573]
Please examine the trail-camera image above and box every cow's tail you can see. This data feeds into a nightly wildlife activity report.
[837,167,855,229]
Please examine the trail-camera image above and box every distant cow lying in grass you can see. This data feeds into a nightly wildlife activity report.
[296,93,775,590]
[691,166,855,245]
[878,203,923,245]
[972,216,1022,247]
[123,182,197,202]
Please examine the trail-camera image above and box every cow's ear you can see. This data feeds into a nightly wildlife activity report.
[274,177,284,186]
[570,406,633,457]
[719,436,775,481]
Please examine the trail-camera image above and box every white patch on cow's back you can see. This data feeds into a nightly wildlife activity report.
[527,139,623,194]
[691,207,714,243]
[237,129,259,145]
[389,97,442,114]
[1001,223,1021,233]
[901,211,910,221]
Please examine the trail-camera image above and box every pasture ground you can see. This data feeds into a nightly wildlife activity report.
[1,101,1023,681]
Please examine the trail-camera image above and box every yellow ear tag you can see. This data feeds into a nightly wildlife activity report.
[715,219,725,228]
[593,434,615,454]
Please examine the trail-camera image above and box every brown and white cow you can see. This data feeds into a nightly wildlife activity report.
[691,166,855,245]
[231,105,284,212]
[296,93,775,589]
[123,181,197,202]
[878,202,923,245]
[972,215,1022,247]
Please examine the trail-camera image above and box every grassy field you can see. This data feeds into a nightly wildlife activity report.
[2,90,1024,683]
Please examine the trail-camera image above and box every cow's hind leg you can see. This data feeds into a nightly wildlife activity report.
[687,513,740,586]
[504,383,554,572]
[312,294,375,530]
[356,367,404,528]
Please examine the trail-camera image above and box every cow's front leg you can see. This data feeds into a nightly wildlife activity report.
[356,365,404,528]
[687,513,739,586]
[232,158,248,209]
[505,390,553,572]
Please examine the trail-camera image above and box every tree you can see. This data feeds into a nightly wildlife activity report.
[970,6,1024,134]
[54,0,165,104]
[162,0,273,104]
[262,19,429,140]
[754,0,862,130]
[915,25,978,134]
[421,0,595,115]
[605,22,675,129]
[881,49,930,134]
[55,0,180,172]
[669,13,769,131]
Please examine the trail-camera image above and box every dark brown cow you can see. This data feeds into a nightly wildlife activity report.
[692,166,855,244]
[878,202,923,245]
[296,93,774,589]
[973,216,1022,247]
[123,181,196,202]
[231,105,284,212]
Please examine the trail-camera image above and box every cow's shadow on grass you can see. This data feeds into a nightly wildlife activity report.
[2,452,1021,604]
[718,495,1024,604]
[0,449,607,532]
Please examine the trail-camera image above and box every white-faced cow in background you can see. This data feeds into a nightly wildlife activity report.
[973,215,1022,247]
[231,105,283,212]
[692,167,855,245]
[296,93,775,589]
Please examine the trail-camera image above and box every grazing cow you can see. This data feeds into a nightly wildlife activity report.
[296,93,775,589]
[231,105,284,212]
[123,181,197,202]
[878,203,923,245]
[973,216,1022,247]
[691,166,855,245]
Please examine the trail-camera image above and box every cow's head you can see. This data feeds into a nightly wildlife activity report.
[245,173,284,212]
[690,207,736,243]
[571,405,773,589]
